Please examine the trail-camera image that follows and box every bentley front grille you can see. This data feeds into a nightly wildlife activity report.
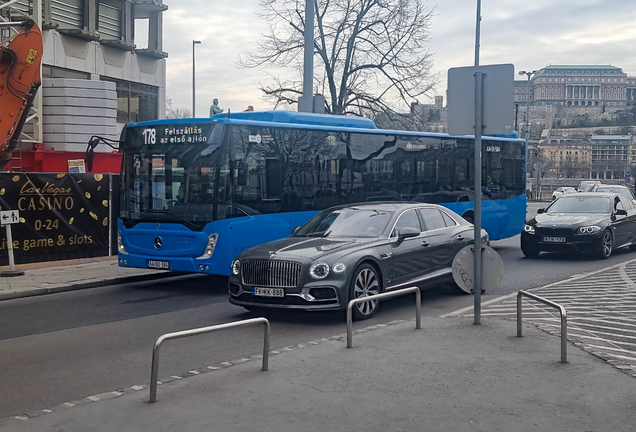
[241,260,302,288]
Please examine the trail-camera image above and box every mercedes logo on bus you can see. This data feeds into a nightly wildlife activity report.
[154,237,163,250]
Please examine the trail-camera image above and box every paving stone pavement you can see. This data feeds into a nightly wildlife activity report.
[448,257,636,378]
[0,256,171,300]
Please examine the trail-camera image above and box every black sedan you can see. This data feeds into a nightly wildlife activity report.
[521,192,636,259]
[228,203,487,320]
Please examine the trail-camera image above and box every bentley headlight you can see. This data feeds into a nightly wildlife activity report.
[523,224,535,234]
[578,226,601,234]
[231,259,241,275]
[310,262,330,279]
[332,262,346,274]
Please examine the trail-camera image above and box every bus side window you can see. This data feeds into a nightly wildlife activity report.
[265,158,282,199]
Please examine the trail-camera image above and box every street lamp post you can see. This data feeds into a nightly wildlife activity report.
[519,70,539,199]
[192,40,201,117]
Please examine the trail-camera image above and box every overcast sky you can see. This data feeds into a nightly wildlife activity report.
[156,0,636,117]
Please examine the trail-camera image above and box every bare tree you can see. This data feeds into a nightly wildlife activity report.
[561,156,589,178]
[166,98,192,119]
[239,0,439,119]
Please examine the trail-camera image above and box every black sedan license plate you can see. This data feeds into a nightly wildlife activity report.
[542,236,566,243]
[253,287,284,297]
[147,260,170,269]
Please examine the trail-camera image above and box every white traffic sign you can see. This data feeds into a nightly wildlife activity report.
[0,210,20,224]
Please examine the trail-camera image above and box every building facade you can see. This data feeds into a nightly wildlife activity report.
[537,129,591,179]
[590,135,631,179]
[1,0,167,172]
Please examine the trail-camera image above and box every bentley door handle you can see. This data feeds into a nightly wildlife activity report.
[421,240,430,247]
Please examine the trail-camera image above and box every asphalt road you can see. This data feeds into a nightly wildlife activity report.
[1,200,635,418]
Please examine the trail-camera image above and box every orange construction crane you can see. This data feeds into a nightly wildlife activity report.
[0,19,43,171]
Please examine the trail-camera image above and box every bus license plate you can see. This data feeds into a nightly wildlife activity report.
[543,236,565,243]
[148,260,170,269]
[253,287,284,297]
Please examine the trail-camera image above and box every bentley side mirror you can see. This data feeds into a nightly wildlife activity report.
[398,227,420,240]
[616,209,628,216]
[537,208,545,214]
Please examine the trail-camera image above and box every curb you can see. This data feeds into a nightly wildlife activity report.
[0,271,198,301]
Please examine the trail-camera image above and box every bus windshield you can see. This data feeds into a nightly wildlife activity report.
[120,123,230,229]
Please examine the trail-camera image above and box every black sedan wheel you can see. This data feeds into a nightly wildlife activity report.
[598,230,613,259]
[350,264,381,321]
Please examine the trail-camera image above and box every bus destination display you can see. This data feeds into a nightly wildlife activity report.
[141,125,211,145]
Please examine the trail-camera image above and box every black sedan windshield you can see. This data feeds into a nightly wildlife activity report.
[548,196,610,214]
[294,208,393,238]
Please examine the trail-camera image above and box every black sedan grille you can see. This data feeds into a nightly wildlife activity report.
[535,227,576,236]
[241,260,302,288]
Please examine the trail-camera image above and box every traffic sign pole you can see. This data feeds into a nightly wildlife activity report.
[1,210,24,277]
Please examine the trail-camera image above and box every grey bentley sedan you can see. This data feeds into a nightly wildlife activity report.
[228,202,488,320]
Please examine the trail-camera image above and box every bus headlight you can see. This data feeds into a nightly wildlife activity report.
[310,262,330,279]
[197,233,218,259]
[523,224,535,234]
[231,259,241,276]
[118,230,128,254]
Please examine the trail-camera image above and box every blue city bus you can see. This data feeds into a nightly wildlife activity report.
[115,111,526,276]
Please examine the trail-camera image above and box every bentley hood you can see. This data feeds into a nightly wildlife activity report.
[238,236,380,262]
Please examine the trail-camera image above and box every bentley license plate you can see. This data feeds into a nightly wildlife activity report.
[542,236,566,243]
[253,287,284,297]
[147,260,170,269]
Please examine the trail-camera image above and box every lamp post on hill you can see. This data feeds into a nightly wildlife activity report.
[519,70,538,142]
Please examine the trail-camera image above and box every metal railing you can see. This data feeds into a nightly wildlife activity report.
[517,291,567,363]
[347,286,421,348]
[149,318,270,402]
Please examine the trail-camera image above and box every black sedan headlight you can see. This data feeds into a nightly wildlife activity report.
[577,226,601,234]
[309,262,330,279]
[231,259,241,275]
[523,224,535,234]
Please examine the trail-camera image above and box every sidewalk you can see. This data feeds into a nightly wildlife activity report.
[0,257,173,301]
[1,316,634,431]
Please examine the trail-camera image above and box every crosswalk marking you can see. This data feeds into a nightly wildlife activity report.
[452,258,636,376]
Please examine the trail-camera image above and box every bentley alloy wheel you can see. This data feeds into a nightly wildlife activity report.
[350,264,381,320]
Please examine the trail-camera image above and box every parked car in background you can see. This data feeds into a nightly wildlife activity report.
[521,192,636,259]
[552,187,577,201]
[577,180,601,192]
[590,184,636,204]
[228,202,488,320]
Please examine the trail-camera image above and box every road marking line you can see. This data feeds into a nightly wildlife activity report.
[444,293,516,316]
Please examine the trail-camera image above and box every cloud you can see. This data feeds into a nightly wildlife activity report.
[162,0,636,114]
